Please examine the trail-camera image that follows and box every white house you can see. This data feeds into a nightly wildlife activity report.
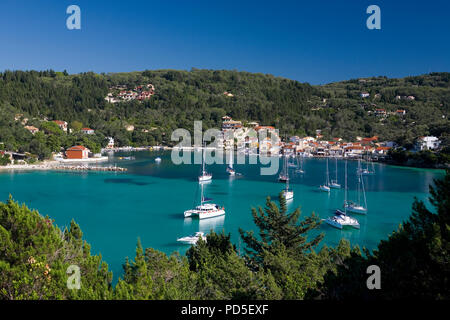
[360,92,370,98]
[106,137,115,149]
[416,136,441,151]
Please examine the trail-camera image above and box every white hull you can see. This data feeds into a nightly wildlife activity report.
[177,232,207,244]
[329,182,341,189]
[184,206,225,219]
[282,190,294,200]
[325,214,360,229]
[345,204,367,215]
[319,185,330,192]
[198,174,212,182]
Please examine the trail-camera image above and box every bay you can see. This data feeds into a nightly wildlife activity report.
[0,150,444,280]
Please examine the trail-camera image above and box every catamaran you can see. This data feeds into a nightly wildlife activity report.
[319,157,331,192]
[184,182,225,219]
[177,232,207,245]
[329,157,341,188]
[325,209,360,229]
[198,144,212,183]
[345,159,368,214]
[325,161,360,229]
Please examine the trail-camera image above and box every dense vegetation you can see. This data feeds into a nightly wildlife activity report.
[1,171,448,300]
[0,70,448,160]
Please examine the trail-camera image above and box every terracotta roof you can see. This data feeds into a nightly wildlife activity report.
[67,145,87,151]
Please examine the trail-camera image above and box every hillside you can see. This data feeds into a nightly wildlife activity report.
[0,69,449,159]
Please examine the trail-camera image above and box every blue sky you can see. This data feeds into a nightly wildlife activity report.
[0,0,449,84]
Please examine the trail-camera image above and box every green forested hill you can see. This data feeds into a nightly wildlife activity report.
[0,69,449,158]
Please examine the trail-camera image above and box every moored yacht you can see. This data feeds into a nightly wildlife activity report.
[325,210,360,229]
[319,157,331,192]
[329,158,341,188]
[347,159,368,214]
[184,203,225,219]
[198,144,212,183]
[226,150,236,176]
[279,155,289,182]
[184,182,225,219]
[177,232,207,245]
[282,162,294,201]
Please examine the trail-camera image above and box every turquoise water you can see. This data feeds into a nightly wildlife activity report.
[0,151,444,280]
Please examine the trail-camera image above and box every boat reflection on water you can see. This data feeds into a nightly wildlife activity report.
[199,214,225,233]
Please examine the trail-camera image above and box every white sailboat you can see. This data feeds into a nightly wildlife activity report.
[329,157,341,188]
[295,154,305,174]
[346,159,368,214]
[358,154,374,175]
[278,155,289,182]
[282,160,294,201]
[198,144,212,183]
[184,182,226,219]
[319,157,331,192]
[226,150,235,176]
[325,161,360,229]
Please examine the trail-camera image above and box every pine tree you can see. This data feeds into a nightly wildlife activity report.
[239,192,323,269]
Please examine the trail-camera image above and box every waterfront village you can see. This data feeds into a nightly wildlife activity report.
[1,113,442,169]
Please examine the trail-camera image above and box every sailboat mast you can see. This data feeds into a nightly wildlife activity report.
[202,143,206,174]
[335,158,338,182]
[200,181,204,205]
[326,157,330,185]
[361,170,367,210]
[344,160,348,214]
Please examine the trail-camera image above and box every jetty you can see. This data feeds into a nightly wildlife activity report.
[52,165,127,172]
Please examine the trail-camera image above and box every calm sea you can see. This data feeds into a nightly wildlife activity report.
[0,150,444,280]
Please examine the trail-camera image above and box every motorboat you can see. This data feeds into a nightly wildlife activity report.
[177,232,207,245]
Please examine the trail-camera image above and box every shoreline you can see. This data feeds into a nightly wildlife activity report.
[0,157,110,172]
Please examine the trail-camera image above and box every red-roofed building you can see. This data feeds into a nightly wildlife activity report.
[53,120,68,132]
[81,128,95,135]
[66,146,90,159]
